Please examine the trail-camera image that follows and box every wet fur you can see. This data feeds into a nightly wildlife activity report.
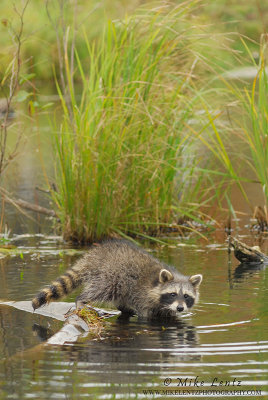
[32,239,202,319]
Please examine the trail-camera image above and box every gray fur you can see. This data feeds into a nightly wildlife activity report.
[32,239,202,319]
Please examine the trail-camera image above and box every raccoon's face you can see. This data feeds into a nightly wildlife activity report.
[155,269,202,317]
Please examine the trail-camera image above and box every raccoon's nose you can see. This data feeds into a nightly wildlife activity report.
[177,306,184,312]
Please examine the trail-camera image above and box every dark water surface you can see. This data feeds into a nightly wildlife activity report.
[0,235,267,399]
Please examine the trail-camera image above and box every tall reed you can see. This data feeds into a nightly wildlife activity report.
[52,3,219,243]
[192,35,268,221]
[216,35,268,206]
[238,35,268,202]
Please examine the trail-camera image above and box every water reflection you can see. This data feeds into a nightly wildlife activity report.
[34,315,200,360]
[32,323,55,342]
[0,305,62,358]
[0,238,267,399]
[233,262,266,283]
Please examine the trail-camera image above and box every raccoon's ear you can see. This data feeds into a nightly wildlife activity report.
[189,274,202,288]
[159,269,174,284]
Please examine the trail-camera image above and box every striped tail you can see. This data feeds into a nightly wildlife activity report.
[32,269,82,310]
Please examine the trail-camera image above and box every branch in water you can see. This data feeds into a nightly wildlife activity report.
[0,187,57,218]
[228,236,268,264]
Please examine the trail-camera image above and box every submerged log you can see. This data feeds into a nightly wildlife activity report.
[0,301,119,345]
[229,236,268,264]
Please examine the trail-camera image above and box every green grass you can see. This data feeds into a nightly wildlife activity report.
[190,35,268,218]
[0,0,140,81]
[232,35,268,203]
[1,1,266,240]
[0,0,265,81]
[51,3,223,243]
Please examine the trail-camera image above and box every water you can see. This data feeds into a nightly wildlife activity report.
[1,90,267,399]
[0,235,267,399]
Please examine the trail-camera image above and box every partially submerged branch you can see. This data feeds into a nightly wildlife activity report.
[229,236,268,264]
[0,187,57,218]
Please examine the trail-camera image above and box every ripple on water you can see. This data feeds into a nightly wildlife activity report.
[0,238,267,398]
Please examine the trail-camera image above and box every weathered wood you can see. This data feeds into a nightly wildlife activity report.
[229,236,268,264]
[0,301,119,345]
[0,187,57,217]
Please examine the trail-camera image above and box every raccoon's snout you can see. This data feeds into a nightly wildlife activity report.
[177,306,184,312]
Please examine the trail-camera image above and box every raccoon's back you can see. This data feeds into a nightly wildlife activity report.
[80,239,165,278]
[78,240,165,304]
[32,239,164,310]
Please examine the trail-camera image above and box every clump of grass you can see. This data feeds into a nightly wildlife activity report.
[51,2,223,243]
[195,34,268,225]
[66,306,109,339]
[219,35,268,207]
[77,307,108,338]
[239,35,268,202]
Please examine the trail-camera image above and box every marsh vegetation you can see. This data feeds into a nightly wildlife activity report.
[0,4,268,398]
[0,0,267,242]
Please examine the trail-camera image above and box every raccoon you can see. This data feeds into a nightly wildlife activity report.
[32,239,202,319]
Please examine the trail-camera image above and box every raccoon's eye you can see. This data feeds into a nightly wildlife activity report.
[170,293,177,297]
[184,294,189,299]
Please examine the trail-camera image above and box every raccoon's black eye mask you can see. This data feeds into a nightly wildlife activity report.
[184,295,194,308]
[160,292,178,304]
